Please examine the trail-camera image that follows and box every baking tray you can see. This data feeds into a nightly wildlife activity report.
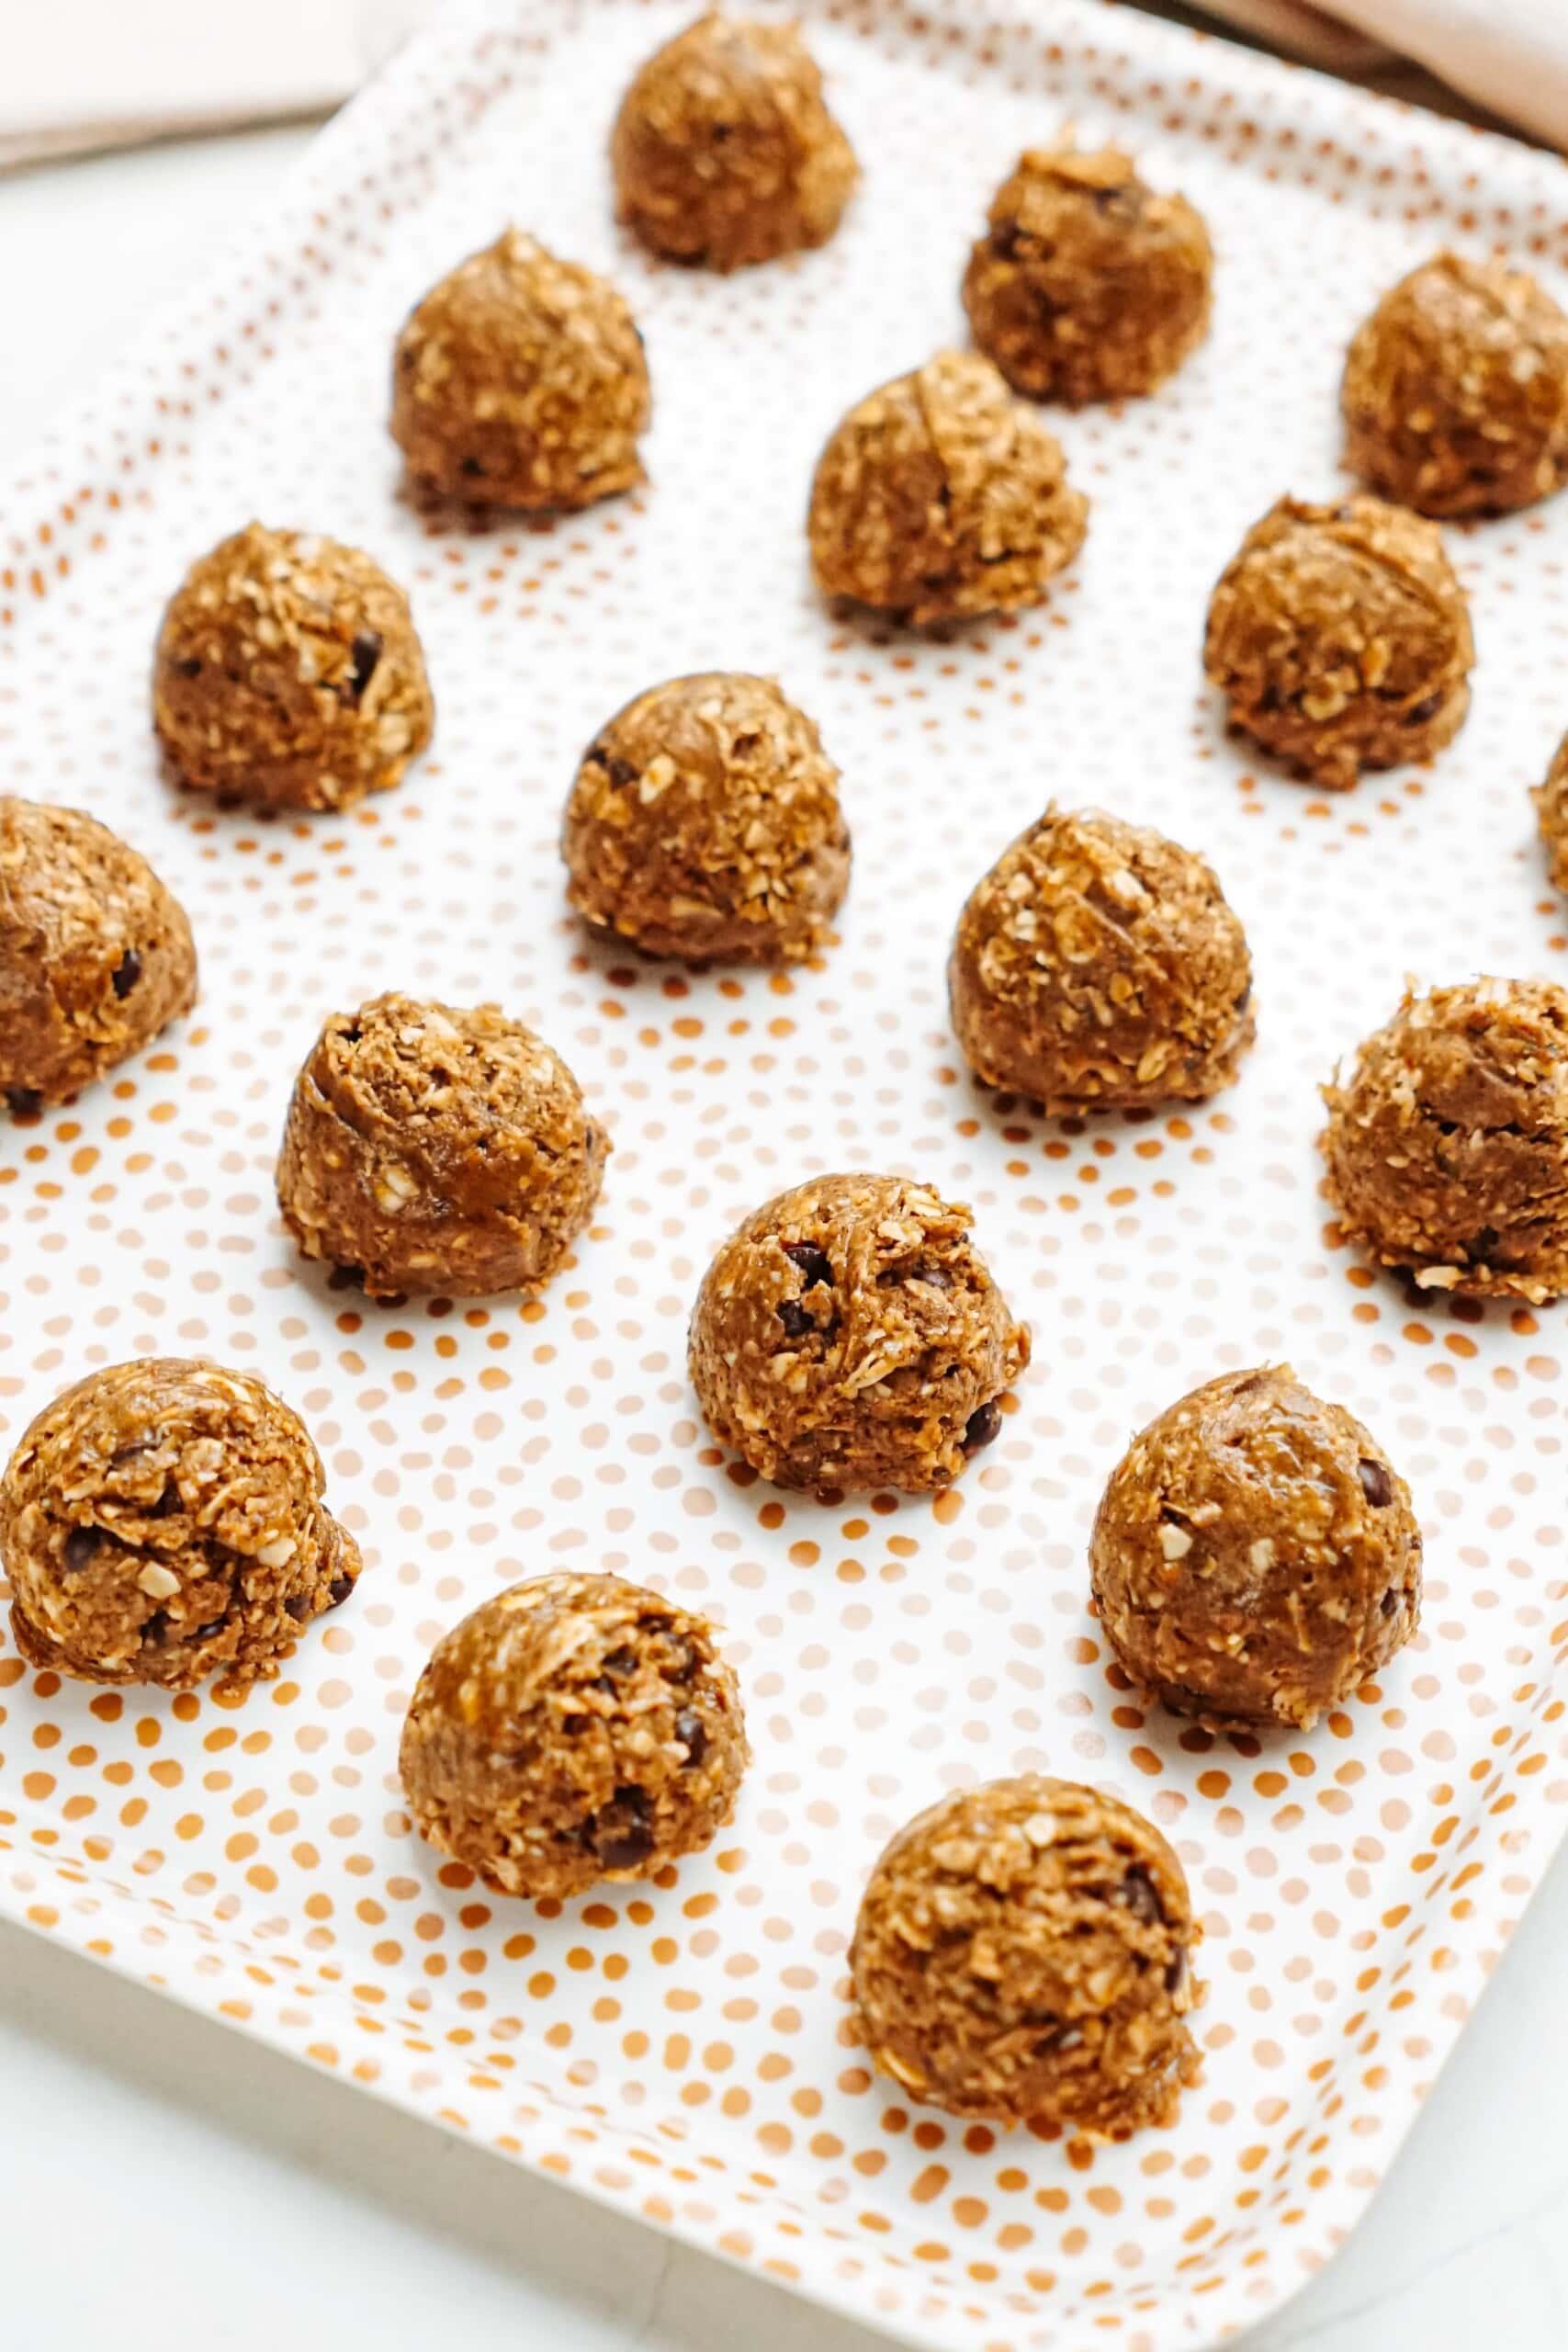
[5,3,1568,2346]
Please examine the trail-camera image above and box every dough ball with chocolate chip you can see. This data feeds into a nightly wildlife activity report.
[963,140,1213,406]
[153,523,433,814]
[562,673,850,963]
[689,1171,1030,1493]
[0,1357,359,1690]
[1202,493,1472,789]
[390,229,649,508]
[276,992,609,1301]
[399,1572,749,1901]
[1,797,197,1115]
[807,350,1089,627]
[1533,729,1568,894]
[851,1775,1201,2132]
[612,11,857,272]
[1090,1365,1421,1730]
[1321,978,1568,1302]
[948,804,1253,1112]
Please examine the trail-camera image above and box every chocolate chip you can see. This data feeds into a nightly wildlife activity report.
[668,1639,700,1683]
[5,1087,42,1118]
[1357,1457,1393,1508]
[284,1592,313,1623]
[593,1784,654,1871]
[457,454,485,478]
[192,1618,227,1642]
[1164,1950,1187,1996]
[783,1241,832,1289]
[149,1482,182,1519]
[141,1611,169,1645]
[675,1708,708,1769]
[991,221,1027,260]
[1406,693,1443,725]
[584,743,639,789]
[62,1526,101,1570]
[346,630,383,701]
[1119,1864,1165,1926]
[962,1400,1003,1454]
[111,948,142,1000]
[175,656,203,679]
[776,1299,815,1339]
[1381,1588,1400,1618]
[327,1574,355,1608]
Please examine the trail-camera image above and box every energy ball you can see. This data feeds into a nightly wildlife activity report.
[1533,729,1568,895]
[807,350,1089,627]
[399,1572,749,1901]
[963,140,1213,406]
[689,1171,1030,1492]
[0,1358,359,1690]
[1342,252,1568,518]
[1321,978,1568,1302]
[0,797,197,1115]
[851,1775,1201,2133]
[390,229,650,509]
[153,523,434,815]
[948,805,1253,1113]
[276,992,609,1301]
[1090,1365,1421,1729]
[561,672,851,963]
[1202,493,1473,789]
[612,11,857,272]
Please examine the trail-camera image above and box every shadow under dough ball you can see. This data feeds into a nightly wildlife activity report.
[688,1171,1030,1492]
[276,992,609,1301]
[948,803,1253,1112]
[0,1358,358,1690]
[1089,1365,1422,1729]
[611,9,857,271]
[851,1775,1201,2133]
[153,522,433,814]
[561,673,851,963]
[389,229,650,508]
[1321,978,1568,1303]
[1533,728,1568,895]
[963,138,1212,405]
[400,1572,749,1901]
[0,796,197,1114]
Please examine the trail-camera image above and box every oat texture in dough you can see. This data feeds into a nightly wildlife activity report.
[400,1572,749,1901]
[0,1358,359,1690]
[948,804,1253,1112]
[561,673,851,963]
[963,139,1213,405]
[152,523,434,814]
[1533,729,1568,895]
[688,1171,1030,1492]
[612,11,857,271]
[0,797,197,1114]
[1090,1364,1422,1729]
[851,1775,1201,2132]
[276,993,609,1301]
[390,229,650,508]
[807,350,1089,626]
[1342,252,1568,518]
[1321,978,1568,1303]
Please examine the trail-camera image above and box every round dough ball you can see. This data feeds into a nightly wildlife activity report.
[1090,1365,1421,1729]
[399,1572,749,1901]
[561,673,850,962]
[963,140,1212,406]
[1342,252,1568,518]
[851,1775,1201,2132]
[1202,493,1472,789]
[390,229,650,509]
[0,797,197,1115]
[689,1172,1030,1492]
[612,11,857,272]
[276,992,609,1301]
[153,523,434,814]
[948,805,1253,1112]
[807,350,1089,627]
[1533,728,1568,895]
[1321,978,1568,1302]
[0,1358,359,1690]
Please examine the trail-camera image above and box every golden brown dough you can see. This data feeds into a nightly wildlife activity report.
[1533,729,1568,894]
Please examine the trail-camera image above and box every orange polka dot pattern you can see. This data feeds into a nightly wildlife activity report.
[4,5,1568,2348]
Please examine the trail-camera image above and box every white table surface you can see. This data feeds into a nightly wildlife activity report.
[6,119,1568,2352]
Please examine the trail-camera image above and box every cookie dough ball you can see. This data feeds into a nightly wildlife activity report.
[1202,493,1472,789]
[1343,253,1568,518]
[963,141,1213,406]
[1321,978,1568,1302]
[612,11,857,272]
[0,1358,358,1690]
[153,524,433,814]
[1090,1366,1421,1729]
[689,1172,1030,1492]
[562,673,850,962]
[948,805,1253,1112]
[390,229,649,509]
[851,1776,1201,2132]
[276,992,609,1301]
[400,1572,748,1901]
[0,797,197,1115]
[807,350,1089,627]
[1534,729,1568,894]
